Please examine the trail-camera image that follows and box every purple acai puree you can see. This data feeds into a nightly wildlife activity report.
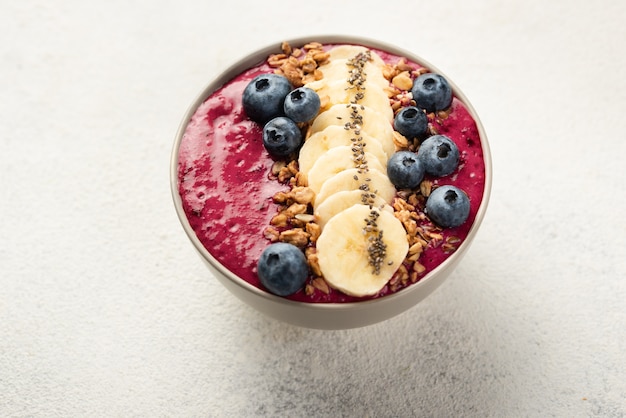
[177,44,486,303]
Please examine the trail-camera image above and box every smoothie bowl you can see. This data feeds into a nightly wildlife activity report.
[170,36,491,329]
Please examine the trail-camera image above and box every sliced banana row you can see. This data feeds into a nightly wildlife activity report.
[297,46,409,297]
[315,190,393,229]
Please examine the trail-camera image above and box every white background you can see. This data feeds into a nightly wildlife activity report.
[1,0,625,416]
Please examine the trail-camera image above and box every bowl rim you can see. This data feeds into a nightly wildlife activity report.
[170,34,492,311]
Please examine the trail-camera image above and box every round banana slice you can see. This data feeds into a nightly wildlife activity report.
[307,146,386,194]
[298,125,388,175]
[314,167,396,209]
[316,204,409,297]
[314,190,393,229]
[309,104,396,158]
[326,45,386,67]
[305,79,393,122]
[316,59,389,90]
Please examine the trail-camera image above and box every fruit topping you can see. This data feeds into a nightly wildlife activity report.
[242,73,292,124]
[257,242,309,296]
[283,87,321,123]
[387,150,425,190]
[313,167,396,209]
[417,135,460,177]
[393,106,428,139]
[306,146,386,195]
[315,205,408,297]
[262,116,303,157]
[411,73,452,112]
[425,185,470,228]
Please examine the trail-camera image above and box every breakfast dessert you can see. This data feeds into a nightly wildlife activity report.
[177,41,486,303]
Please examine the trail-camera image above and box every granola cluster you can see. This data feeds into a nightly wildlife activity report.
[268,41,330,88]
[262,42,461,297]
[263,161,327,296]
[265,161,318,246]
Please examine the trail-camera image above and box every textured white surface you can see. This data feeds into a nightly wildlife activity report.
[1,0,625,416]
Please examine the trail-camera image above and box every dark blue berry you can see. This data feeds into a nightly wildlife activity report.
[283,87,321,123]
[387,151,425,190]
[262,117,303,157]
[417,135,459,177]
[425,185,470,228]
[242,73,292,124]
[411,73,452,112]
[257,243,309,296]
[393,106,428,139]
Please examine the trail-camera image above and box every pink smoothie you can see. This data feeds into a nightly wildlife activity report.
[177,44,486,303]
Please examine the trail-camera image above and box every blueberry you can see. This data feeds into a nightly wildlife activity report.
[417,135,460,177]
[425,185,470,228]
[242,73,292,124]
[387,151,425,190]
[393,106,428,139]
[262,117,302,157]
[257,243,309,296]
[411,73,452,113]
[283,87,321,123]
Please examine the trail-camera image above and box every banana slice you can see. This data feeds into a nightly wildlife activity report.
[314,167,396,209]
[326,45,386,67]
[299,125,388,175]
[316,59,389,90]
[305,79,393,122]
[314,190,393,229]
[316,204,409,297]
[309,104,396,158]
[307,146,386,194]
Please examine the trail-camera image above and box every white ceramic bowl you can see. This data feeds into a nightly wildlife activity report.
[170,35,492,330]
